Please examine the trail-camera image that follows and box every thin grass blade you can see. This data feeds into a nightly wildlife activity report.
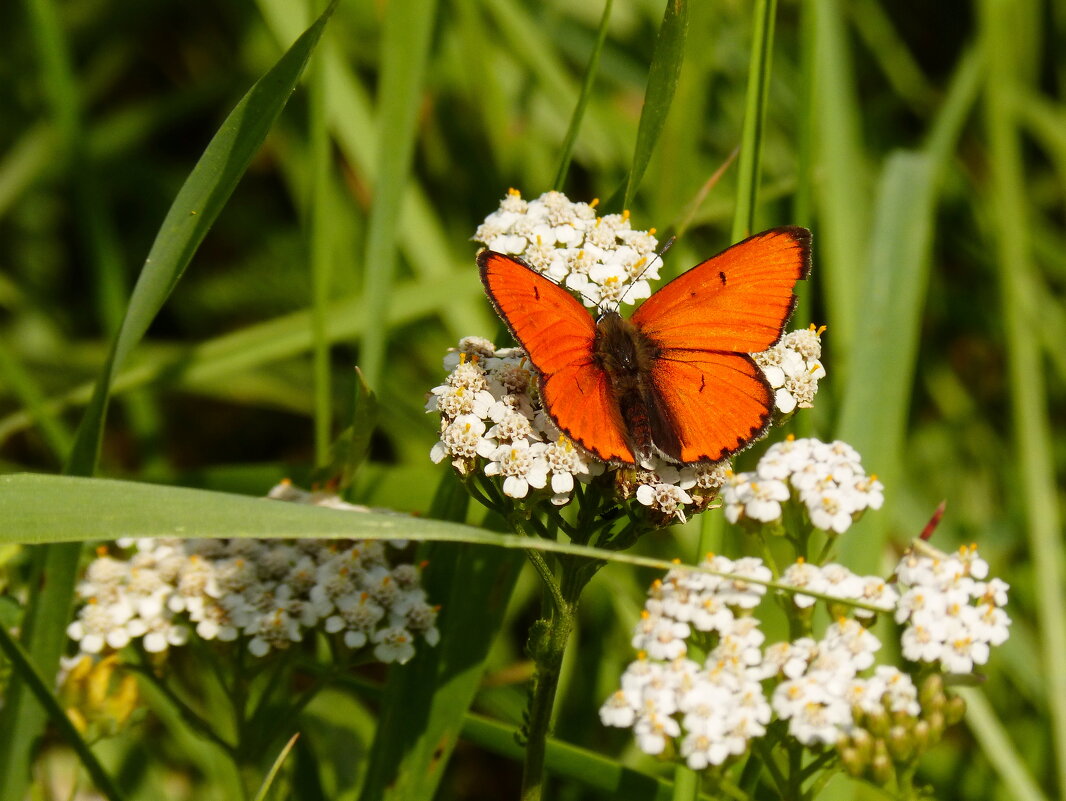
[357,0,440,392]
[622,0,689,210]
[553,0,614,190]
[0,625,126,801]
[980,0,1066,790]
[731,0,778,241]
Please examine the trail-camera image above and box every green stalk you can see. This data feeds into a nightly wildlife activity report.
[308,0,333,465]
[672,765,701,801]
[520,557,590,801]
[980,0,1066,794]
[732,0,778,241]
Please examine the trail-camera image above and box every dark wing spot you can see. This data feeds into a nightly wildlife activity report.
[533,285,540,300]
[699,374,706,393]
[690,290,698,299]
[719,271,727,285]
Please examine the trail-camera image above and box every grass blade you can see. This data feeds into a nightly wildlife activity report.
[252,733,301,801]
[553,0,614,190]
[356,544,524,801]
[0,9,338,799]
[833,150,934,572]
[308,1,334,466]
[958,689,1049,801]
[622,0,689,210]
[66,0,338,476]
[358,0,440,392]
[0,625,126,801]
[835,48,981,572]
[731,0,778,241]
[980,0,1066,792]
[811,0,868,365]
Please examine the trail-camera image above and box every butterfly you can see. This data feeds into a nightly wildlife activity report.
[478,227,811,467]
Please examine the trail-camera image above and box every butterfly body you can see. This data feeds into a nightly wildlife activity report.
[479,226,811,467]
[591,311,663,466]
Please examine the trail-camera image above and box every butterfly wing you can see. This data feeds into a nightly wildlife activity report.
[478,251,632,462]
[630,227,811,463]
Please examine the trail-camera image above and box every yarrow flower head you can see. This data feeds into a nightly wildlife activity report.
[474,189,660,313]
[66,481,440,665]
[752,325,827,416]
[723,436,883,535]
[894,543,1011,674]
[602,537,1005,778]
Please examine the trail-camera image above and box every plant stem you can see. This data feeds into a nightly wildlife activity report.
[520,557,590,801]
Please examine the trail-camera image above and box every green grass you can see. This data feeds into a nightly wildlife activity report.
[0,0,1063,799]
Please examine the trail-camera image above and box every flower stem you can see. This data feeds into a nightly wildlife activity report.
[520,557,590,801]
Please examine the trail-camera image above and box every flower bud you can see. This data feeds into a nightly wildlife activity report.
[920,673,945,709]
[944,694,967,725]
[871,743,894,785]
[912,720,932,751]
[887,724,914,762]
[839,746,866,777]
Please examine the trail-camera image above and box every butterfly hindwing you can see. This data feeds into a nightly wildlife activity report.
[630,226,810,354]
[647,350,773,463]
[478,251,632,462]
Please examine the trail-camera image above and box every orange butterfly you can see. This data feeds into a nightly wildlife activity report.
[478,227,811,466]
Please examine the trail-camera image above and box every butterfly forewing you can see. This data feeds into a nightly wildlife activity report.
[478,251,632,462]
[630,227,810,354]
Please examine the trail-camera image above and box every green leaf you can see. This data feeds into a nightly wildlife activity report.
[833,151,934,572]
[836,47,983,572]
[623,0,689,210]
[811,0,869,367]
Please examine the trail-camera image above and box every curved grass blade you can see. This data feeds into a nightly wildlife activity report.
[553,0,614,190]
[0,625,127,801]
[65,0,337,476]
[622,0,689,210]
[252,733,301,801]
[0,474,892,615]
[0,9,338,800]
[731,0,778,241]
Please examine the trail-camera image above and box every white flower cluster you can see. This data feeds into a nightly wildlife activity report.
[474,189,660,311]
[753,325,826,415]
[66,483,439,665]
[603,541,1013,762]
[768,619,896,746]
[427,336,729,519]
[778,559,899,618]
[600,555,774,768]
[723,437,884,534]
[894,544,1010,674]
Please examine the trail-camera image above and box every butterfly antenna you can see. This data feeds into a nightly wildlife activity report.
[614,236,676,311]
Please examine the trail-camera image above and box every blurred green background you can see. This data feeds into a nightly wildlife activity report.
[1,0,1063,798]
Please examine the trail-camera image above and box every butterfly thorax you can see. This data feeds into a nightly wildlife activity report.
[593,312,680,465]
